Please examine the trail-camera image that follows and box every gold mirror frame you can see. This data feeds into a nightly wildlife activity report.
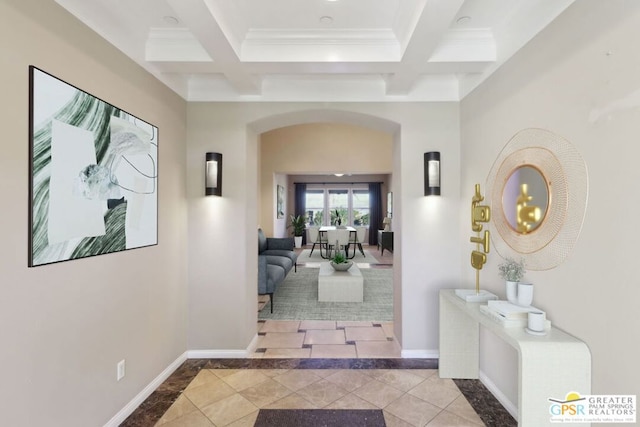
[486,128,588,270]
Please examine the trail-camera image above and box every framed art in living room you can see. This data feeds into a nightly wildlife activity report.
[28,66,158,267]
[277,184,284,218]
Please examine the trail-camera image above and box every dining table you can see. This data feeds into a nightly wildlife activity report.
[318,226,356,259]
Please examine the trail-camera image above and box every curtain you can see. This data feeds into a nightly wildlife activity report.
[294,183,307,244]
[368,183,382,246]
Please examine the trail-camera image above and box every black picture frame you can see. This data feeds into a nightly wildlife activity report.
[28,66,158,266]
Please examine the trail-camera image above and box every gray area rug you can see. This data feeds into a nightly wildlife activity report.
[254,409,386,427]
[296,248,379,264]
[258,267,393,321]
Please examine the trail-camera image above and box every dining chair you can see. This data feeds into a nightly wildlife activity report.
[327,228,351,258]
[325,229,337,258]
[354,226,367,257]
[307,226,321,256]
[318,229,330,258]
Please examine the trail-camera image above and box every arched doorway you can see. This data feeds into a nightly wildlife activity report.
[249,109,402,353]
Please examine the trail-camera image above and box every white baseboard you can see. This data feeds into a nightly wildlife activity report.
[104,351,188,427]
[106,339,439,427]
[187,334,260,359]
[106,336,260,426]
[246,334,259,354]
[401,349,439,359]
[479,370,518,419]
[187,349,251,358]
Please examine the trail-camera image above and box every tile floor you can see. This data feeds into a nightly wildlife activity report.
[253,320,400,359]
[155,367,485,426]
[122,246,516,426]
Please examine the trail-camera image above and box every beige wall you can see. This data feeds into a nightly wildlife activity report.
[10,1,635,424]
[0,1,188,425]
[259,123,393,236]
[186,103,461,355]
[461,0,640,416]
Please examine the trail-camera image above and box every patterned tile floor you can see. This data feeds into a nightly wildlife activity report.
[253,320,399,359]
[155,367,485,426]
[122,246,516,426]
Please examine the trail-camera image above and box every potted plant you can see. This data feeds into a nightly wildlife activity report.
[498,257,526,304]
[330,243,353,271]
[288,214,306,248]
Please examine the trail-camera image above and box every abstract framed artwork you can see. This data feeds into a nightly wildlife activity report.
[28,66,158,267]
[276,185,284,218]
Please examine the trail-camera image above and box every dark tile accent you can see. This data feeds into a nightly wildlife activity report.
[298,329,306,332]
[258,320,266,323]
[255,348,267,353]
[372,323,382,327]
[454,378,517,427]
[258,332,267,336]
[302,344,313,349]
[345,340,356,345]
[120,359,206,426]
[386,337,394,341]
[255,409,385,427]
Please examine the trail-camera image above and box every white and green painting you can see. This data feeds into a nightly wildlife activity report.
[29,67,158,266]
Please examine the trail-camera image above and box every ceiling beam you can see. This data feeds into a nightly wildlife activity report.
[165,0,261,94]
[385,0,465,95]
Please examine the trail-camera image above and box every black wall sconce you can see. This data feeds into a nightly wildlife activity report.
[205,152,222,196]
[424,151,441,196]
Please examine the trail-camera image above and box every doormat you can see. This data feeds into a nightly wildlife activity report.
[254,409,386,427]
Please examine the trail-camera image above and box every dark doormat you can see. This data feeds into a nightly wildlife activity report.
[254,409,386,427]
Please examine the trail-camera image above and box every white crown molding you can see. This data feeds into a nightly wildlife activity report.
[186,73,460,102]
[104,351,188,427]
[244,28,398,44]
[241,29,400,62]
[57,0,575,103]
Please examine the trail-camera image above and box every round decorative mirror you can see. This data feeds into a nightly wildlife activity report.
[503,165,549,234]
[486,128,588,270]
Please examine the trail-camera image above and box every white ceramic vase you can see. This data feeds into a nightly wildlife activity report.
[506,281,518,304]
[517,283,534,306]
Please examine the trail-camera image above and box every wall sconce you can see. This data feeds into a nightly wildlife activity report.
[205,152,222,196]
[424,151,441,196]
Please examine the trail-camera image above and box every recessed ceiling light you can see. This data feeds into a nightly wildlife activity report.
[163,16,179,25]
[320,16,334,25]
[334,173,344,177]
[456,16,471,24]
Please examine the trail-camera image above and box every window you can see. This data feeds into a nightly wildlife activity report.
[304,186,370,226]
[328,190,348,225]
[304,190,324,226]
[352,190,370,225]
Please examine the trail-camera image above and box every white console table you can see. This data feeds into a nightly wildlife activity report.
[439,289,591,426]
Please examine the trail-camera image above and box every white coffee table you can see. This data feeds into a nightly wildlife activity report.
[318,262,363,302]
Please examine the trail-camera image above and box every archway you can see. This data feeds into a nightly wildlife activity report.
[248,109,402,344]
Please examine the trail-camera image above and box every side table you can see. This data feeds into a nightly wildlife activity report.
[377,230,394,255]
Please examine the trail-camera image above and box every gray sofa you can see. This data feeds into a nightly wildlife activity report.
[258,228,298,313]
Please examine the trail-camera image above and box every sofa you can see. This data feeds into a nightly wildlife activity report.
[258,228,298,313]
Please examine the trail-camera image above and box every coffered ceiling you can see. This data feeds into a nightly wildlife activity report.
[55,0,574,102]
